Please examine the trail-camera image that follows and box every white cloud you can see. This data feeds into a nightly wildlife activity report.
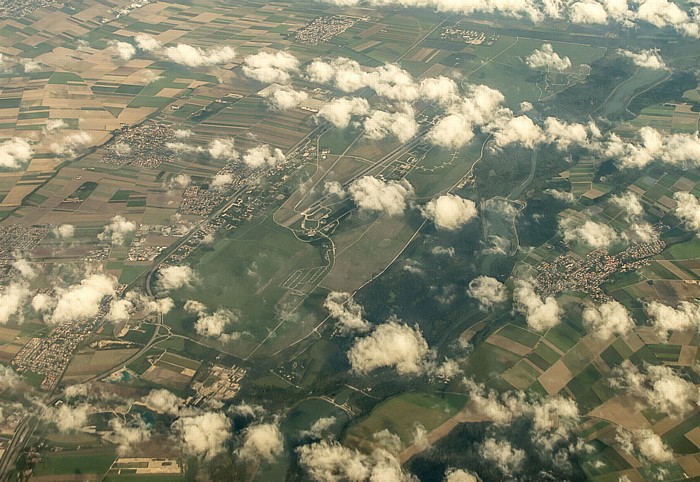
[619,48,667,69]
[324,291,370,333]
[211,173,234,189]
[169,174,190,189]
[12,259,36,280]
[42,403,90,432]
[324,180,346,198]
[0,365,21,391]
[674,191,700,234]
[583,301,635,339]
[480,438,525,475]
[266,87,309,110]
[645,300,700,339]
[347,176,413,216]
[242,145,285,168]
[560,217,622,249]
[163,44,236,67]
[0,138,33,169]
[428,84,505,149]
[467,276,508,311]
[143,389,182,415]
[135,33,162,52]
[513,279,561,331]
[49,274,118,324]
[50,131,92,157]
[208,138,238,161]
[317,97,370,128]
[297,440,412,482]
[526,43,572,71]
[610,360,700,416]
[488,114,545,149]
[243,51,299,84]
[98,215,136,245]
[616,428,673,463]
[238,423,284,462]
[419,76,459,105]
[196,309,239,341]
[108,417,151,455]
[109,40,136,60]
[21,58,41,72]
[444,468,478,482]
[545,189,575,203]
[363,105,419,143]
[300,416,337,439]
[611,191,644,221]
[175,412,230,459]
[604,127,700,169]
[174,128,192,139]
[158,265,196,291]
[347,320,435,375]
[421,194,477,230]
[53,224,75,240]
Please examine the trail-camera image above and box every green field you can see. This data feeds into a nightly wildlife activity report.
[33,449,116,476]
[343,391,467,448]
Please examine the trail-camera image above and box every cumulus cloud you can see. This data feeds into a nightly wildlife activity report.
[526,43,572,71]
[545,189,575,203]
[324,291,370,333]
[242,145,285,168]
[610,360,700,416]
[175,412,230,459]
[347,320,453,376]
[324,180,346,198]
[12,259,35,281]
[49,274,118,324]
[583,301,635,339]
[300,416,337,439]
[238,423,284,462]
[50,131,92,157]
[208,138,238,161]
[616,429,673,463]
[0,282,30,325]
[109,40,136,60]
[421,194,477,230]
[265,87,308,110]
[673,191,700,234]
[108,417,151,455]
[560,217,622,249]
[98,215,136,245]
[481,438,525,475]
[619,48,667,69]
[604,127,700,169]
[645,300,700,339]
[347,176,413,216]
[444,468,479,482]
[197,309,238,341]
[42,403,90,432]
[513,279,561,331]
[211,173,234,189]
[317,97,370,128]
[169,174,190,189]
[53,224,75,240]
[363,104,419,143]
[143,389,182,415]
[297,440,412,482]
[611,191,645,222]
[467,276,508,311]
[316,0,700,37]
[158,265,196,291]
[0,365,21,391]
[21,58,41,72]
[419,76,459,105]
[163,44,235,67]
[135,33,162,52]
[428,84,505,149]
[243,51,299,84]
[0,138,33,169]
